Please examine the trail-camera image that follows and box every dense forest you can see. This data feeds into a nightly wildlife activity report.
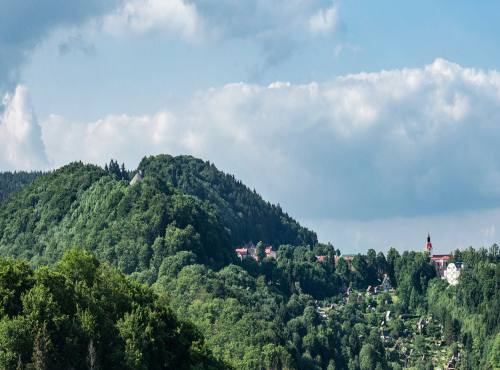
[137,155,318,248]
[0,171,47,203]
[2,157,500,369]
[0,248,231,370]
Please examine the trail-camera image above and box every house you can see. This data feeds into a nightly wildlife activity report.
[444,262,472,285]
[380,330,391,341]
[129,171,143,185]
[338,254,356,262]
[357,294,363,302]
[235,240,257,260]
[317,255,327,262]
[265,246,277,259]
[236,248,248,260]
[366,286,374,295]
[418,319,427,330]
[382,276,392,291]
[386,311,392,321]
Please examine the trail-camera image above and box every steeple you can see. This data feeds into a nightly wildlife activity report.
[425,232,433,257]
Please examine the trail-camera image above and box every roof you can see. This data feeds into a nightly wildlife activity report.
[431,255,451,260]
[235,249,247,255]
[265,246,274,253]
[317,255,327,262]
[129,171,143,185]
[244,241,255,249]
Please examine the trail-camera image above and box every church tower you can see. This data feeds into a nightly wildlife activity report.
[425,232,433,257]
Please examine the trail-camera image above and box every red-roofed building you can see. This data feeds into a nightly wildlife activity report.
[317,255,327,262]
[265,246,277,259]
[236,248,248,260]
[236,241,256,260]
[426,233,452,277]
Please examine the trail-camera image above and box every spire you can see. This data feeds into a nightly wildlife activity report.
[425,232,433,257]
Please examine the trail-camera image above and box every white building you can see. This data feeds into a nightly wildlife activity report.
[443,262,472,285]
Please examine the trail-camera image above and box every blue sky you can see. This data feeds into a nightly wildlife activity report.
[2,0,500,255]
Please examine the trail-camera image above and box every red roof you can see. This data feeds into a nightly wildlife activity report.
[236,249,247,255]
[430,255,451,260]
[265,246,273,253]
[317,255,327,262]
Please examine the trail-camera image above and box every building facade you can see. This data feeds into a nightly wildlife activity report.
[444,262,472,285]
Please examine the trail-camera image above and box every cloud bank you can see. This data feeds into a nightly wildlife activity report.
[0,86,48,170]
[5,59,500,221]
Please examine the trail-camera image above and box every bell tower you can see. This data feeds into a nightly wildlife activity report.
[425,232,433,257]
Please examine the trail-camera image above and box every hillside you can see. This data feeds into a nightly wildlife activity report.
[3,159,500,369]
[137,154,318,248]
[0,162,237,277]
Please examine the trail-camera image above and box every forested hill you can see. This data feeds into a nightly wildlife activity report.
[0,162,237,276]
[0,170,48,203]
[137,154,318,248]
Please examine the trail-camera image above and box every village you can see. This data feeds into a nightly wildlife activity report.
[235,234,473,369]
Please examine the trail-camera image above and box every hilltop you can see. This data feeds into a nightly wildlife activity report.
[137,154,318,248]
[0,162,237,279]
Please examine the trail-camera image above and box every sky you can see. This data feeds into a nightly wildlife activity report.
[2,0,500,255]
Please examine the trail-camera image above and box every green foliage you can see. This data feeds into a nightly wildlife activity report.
[0,250,232,370]
[0,162,237,276]
[137,154,318,248]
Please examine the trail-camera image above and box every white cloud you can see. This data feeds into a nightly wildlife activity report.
[33,59,500,222]
[0,86,48,170]
[309,5,340,36]
[104,0,202,41]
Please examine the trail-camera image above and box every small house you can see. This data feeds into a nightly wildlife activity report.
[380,330,391,341]
[386,311,392,321]
[418,318,427,330]
[265,246,277,259]
[382,276,392,291]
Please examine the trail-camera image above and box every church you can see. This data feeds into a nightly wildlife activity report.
[425,233,451,278]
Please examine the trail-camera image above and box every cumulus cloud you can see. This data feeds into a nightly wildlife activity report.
[309,5,340,36]
[104,0,202,42]
[35,59,500,221]
[103,0,344,77]
[0,86,48,170]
